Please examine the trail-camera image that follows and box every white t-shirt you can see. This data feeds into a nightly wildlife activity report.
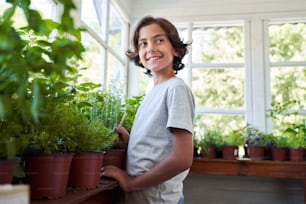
[126,77,195,204]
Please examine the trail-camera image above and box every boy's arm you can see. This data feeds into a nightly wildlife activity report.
[102,128,193,192]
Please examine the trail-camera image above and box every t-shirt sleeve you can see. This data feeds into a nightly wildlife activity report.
[166,85,195,133]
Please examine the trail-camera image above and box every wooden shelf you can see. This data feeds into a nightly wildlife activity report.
[191,158,306,203]
[31,179,118,204]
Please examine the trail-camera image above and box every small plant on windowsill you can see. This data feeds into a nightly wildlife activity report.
[198,129,223,159]
[221,129,245,160]
[241,124,267,160]
[241,124,266,147]
[266,100,305,161]
[283,121,305,150]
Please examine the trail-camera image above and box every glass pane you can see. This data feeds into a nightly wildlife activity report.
[192,68,244,108]
[1,0,56,27]
[31,0,56,19]
[269,22,306,62]
[270,66,306,108]
[107,53,124,90]
[192,25,244,63]
[108,5,123,56]
[177,26,188,43]
[177,26,190,82]
[137,69,152,95]
[81,0,107,38]
[194,114,245,136]
[80,32,105,85]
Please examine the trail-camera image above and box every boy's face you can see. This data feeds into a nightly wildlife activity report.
[137,23,178,75]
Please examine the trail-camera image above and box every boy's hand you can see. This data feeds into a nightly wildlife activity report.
[101,165,134,192]
[115,126,130,148]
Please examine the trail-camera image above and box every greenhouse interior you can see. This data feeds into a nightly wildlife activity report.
[0,0,306,203]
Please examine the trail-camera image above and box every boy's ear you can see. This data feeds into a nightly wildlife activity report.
[173,50,179,57]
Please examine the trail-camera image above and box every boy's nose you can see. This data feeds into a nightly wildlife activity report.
[147,43,157,53]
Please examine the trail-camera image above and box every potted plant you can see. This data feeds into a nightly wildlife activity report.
[241,124,266,160]
[283,121,305,162]
[67,86,118,190]
[24,100,77,199]
[198,129,222,159]
[0,0,89,199]
[269,132,288,161]
[0,0,84,186]
[266,100,305,161]
[79,88,127,170]
[0,118,30,184]
[221,129,245,160]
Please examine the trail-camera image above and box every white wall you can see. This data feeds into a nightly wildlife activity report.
[114,0,131,20]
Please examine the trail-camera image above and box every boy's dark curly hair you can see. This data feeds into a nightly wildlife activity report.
[126,16,190,77]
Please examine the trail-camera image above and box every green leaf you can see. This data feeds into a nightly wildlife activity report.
[31,79,41,122]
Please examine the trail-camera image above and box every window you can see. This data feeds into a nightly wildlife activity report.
[191,22,245,134]
[81,0,107,38]
[0,0,56,26]
[80,32,106,85]
[80,0,128,92]
[268,20,306,129]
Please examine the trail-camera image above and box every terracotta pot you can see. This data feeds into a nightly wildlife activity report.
[102,149,126,170]
[0,159,16,184]
[289,149,304,162]
[202,146,216,159]
[221,145,238,160]
[248,146,265,160]
[271,147,287,161]
[69,152,104,190]
[25,154,72,200]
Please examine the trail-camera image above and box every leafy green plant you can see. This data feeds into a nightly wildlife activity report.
[266,100,306,149]
[199,130,222,154]
[222,129,245,146]
[271,135,289,148]
[27,101,78,154]
[283,121,306,149]
[241,124,266,147]
[71,83,127,151]
[123,95,144,132]
[73,118,116,152]
[0,0,85,158]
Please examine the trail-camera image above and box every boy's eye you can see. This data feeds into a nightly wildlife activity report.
[156,38,164,43]
[138,41,147,48]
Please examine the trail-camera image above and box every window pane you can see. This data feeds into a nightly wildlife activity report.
[176,26,190,82]
[269,21,306,131]
[1,0,56,27]
[107,53,124,90]
[192,68,244,108]
[109,5,124,56]
[177,26,188,43]
[195,114,245,135]
[269,22,306,62]
[192,25,244,63]
[31,0,56,19]
[137,69,151,95]
[80,32,105,85]
[81,0,107,38]
[270,66,306,108]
